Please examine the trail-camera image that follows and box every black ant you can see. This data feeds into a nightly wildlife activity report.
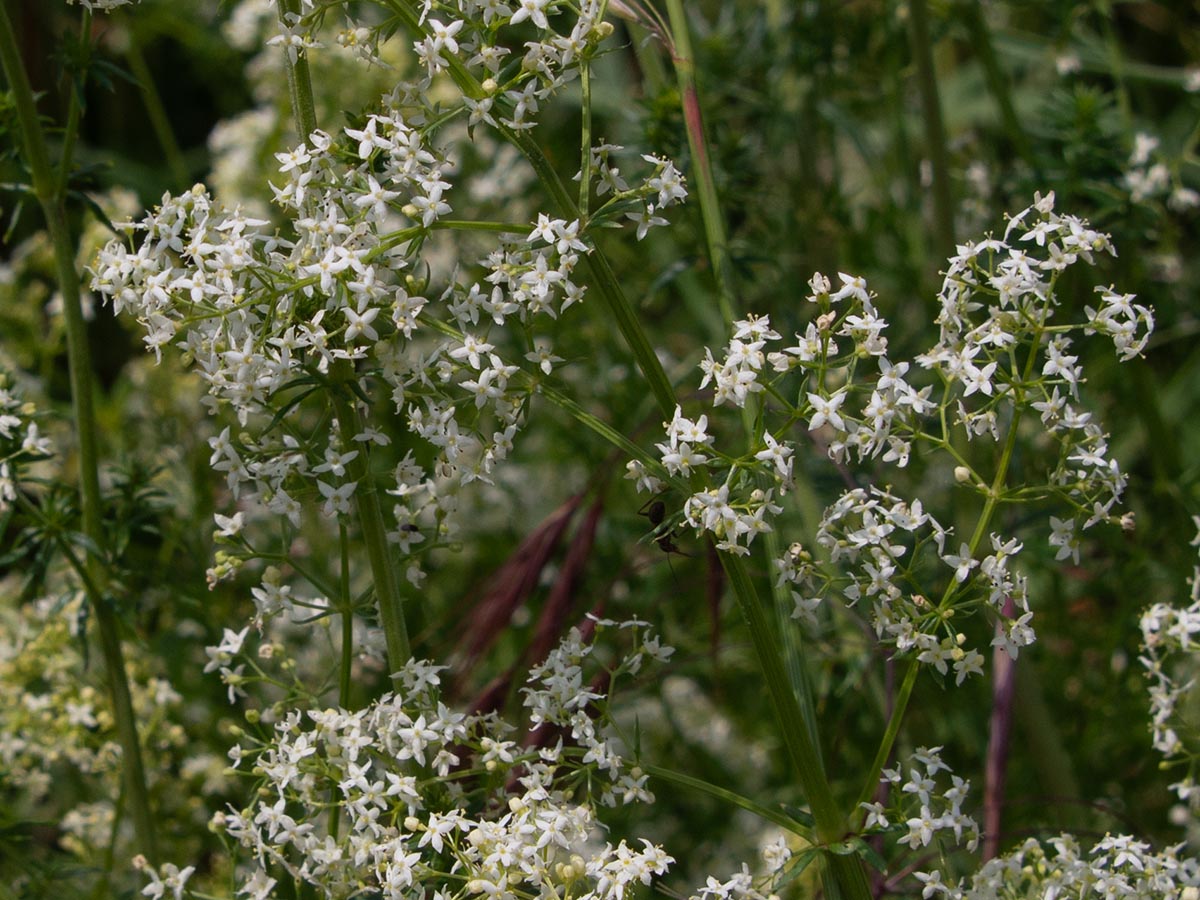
[638,496,689,557]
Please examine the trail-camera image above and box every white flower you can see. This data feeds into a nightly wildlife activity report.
[427,18,464,54]
[213,511,245,538]
[318,480,357,517]
[806,390,847,432]
[941,544,978,582]
[510,0,551,29]
[141,863,195,900]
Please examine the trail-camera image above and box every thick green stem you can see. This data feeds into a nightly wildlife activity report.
[908,0,955,256]
[723,555,871,900]
[276,0,318,140]
[578,58,593,218]
[329,368,411,673]
[338,520,353,707]
[0,2,158,864]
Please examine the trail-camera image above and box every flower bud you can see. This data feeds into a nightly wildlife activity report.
[954,466,971,484]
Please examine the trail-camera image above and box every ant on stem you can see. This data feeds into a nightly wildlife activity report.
[638,495,690,557]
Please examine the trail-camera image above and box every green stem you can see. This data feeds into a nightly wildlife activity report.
[722,554,871,900]
[338,520,353,707]
[854,660,919,812]
[908,0,955,256]
[0,2,159,864]
[578,57,592,218]
[768,527,826,773]
[663,0,736,326]
[1097,2,1132,129]
[329,365,412,673]
[434,219,529,233]
[276,0,318,140]
[538,382,680,486]
[329,521,351,843]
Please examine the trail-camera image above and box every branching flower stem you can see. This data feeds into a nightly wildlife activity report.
[274,1,412,672]
[643,764,810,836]
[329,369,413,671]
[854,294,1055,819]
[0,2,159,864]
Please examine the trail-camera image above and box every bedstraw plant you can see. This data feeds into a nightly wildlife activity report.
[2,1,1199,899]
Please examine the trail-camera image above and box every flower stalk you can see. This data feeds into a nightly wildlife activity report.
[329,372,412,671]
[274,1,412,673]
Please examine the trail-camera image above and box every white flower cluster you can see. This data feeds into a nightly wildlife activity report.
[688,863,780,900]
[88,116,565,588]
[193,621,673,899]
[945,834,1199,900]
[0,373,53,512]
[922,194,1142,523]
[93,2,688,600]
[858,746,979,895]
[1139,518,1200,808]
[1124,131,1200,211]
[584,143,686,240]
[778,487,1025,674]
[678,830,797,900]
[635,198,1144,672]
